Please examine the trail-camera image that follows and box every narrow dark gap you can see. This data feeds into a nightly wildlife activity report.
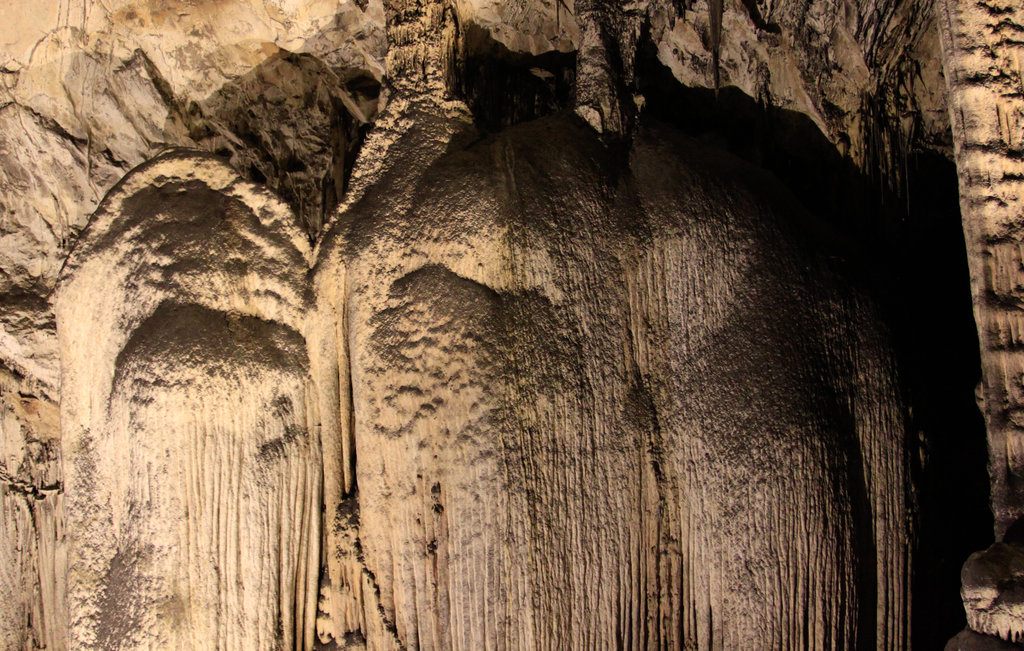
[902,151,993,649]
[455,23,576,132]
[634,36,992,650]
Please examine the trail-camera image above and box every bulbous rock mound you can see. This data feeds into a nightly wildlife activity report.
[56,151,319,650]
[306,111,911,649]
[48,110,915,649]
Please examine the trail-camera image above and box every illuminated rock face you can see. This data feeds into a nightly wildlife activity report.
[3,0,1024,648]
[56,153,319,650]
[310,110,912,649]
[938,0,1024,643]
[47,110,912,649]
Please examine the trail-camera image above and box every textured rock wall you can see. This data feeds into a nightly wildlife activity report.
[0,0,1013,648]
[40,16,918,648]
[0,0,947,363]
[310,103,913,648]
[0,366,63,651]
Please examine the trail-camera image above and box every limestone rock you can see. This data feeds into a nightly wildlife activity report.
[0,0,388,389]
[0,0,946,366]
[947,629,1024,651]
[937,0,1024,537]
[0,0,1016,647]
[961,542,1024,644]
[0,364,63,651]
[56,151,319,649]
[308,81,913,645]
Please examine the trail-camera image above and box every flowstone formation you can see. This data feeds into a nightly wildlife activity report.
[57,153,319,649]
[1,0,1023,649]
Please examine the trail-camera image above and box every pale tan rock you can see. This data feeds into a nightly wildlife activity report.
[306,25,913,641]
[0,0,950,428]
[0,0,387,393]
[0,365,63,651]
[0,0,1007,648]
[56,151,319,649]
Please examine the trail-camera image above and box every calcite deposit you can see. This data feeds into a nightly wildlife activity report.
[1,0,1022,648]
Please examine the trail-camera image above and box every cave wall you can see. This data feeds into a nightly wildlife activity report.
[0,366,62,650]
[0,0,1017,648]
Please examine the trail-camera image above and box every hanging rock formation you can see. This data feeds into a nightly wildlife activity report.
[938,0,1024,545]
[938,0,1024,645]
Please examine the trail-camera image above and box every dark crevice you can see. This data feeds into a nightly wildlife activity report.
[739,0,781,33]
[0,469,61,499]
[175,51,380,241]
[351,535,406,651]
[455,23,576,132]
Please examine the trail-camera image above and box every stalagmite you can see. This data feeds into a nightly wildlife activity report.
[938,0,1024,544]
[311,109,914,650]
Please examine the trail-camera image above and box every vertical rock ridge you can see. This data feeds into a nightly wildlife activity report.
[333,0,475,230]
[0,364,64,651]
[937,0,1024,640]
[937,0,1024,541]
